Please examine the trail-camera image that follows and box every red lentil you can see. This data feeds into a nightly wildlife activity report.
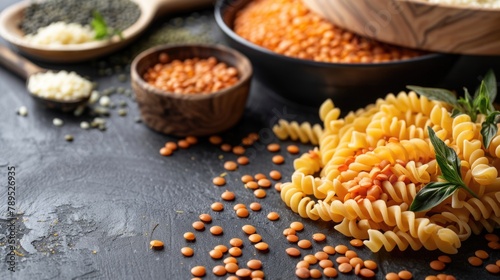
[287,144,300,154]
[319,259,334,268]
[269,170,282,180]
[254,189,267,198]
[287,234,299,243]
[475,250,489,259]
[236,268,252,277]
[236,208,250,218]
[364,260,378,270]
[310,268,322,278]
[335,245,348,255]
[199,213,212,223]
[283,228,296,236]
[336,256,350,264]
[258,178,272,188]
[214,244,228,253]
[323,267,338,278]
[249,233,262,243]
[488,241,500,249]
[181,247,194,257]
[345,250,357,259]
[272,155,285,164]
[230,238,243,247]
[251,270,265,278]
[221,190,235,201]
[286,247,301,257]
[468,256,483,266]
[338,263,353,273]
[232,146,245,155]
[360,268,376,278]
[323,245,336,255]
[314,251,328,260]
[255,242,269,251]
[149,240,164,250]
[211,202,224,211]
[143,56,239,94]
[296,267,310,279]
[191,266,206,277]
[184,232,196,241]
[274,182,283,192]
[165,141,178,150]
[229,246,243,257]
[209,135,223,145]
[159,147,173,156]
[225,263,239,273]
[298,239,312,249]
[178,140,190,149]
[304,254,318,264]
[221,143,232,152]
[233,203,246,210]
[349,257,363,268]
[242,224,256,234]
[267,143,281,152]
[267,212,280,220]
[245,181,259,189]
[486,264,500,274]
[350,238,364,247]
[224,257,238,264]
[192,221,205,231]
[254,173,267,180]
[224,161,238,171]
[210,225,223,235]
[247,259,262,270]
[430,260,446,271]
[241,174,254,183]
[312,233,326,242]
[209,249,223,259]
[185,136,197,145]
[212,265,227,276]
[485,233,499,242]
[437,255,452,264]
[296,260,310,268]
[385,272,400,280]
[249,202,262,211]
[398,270,413,279]
[290,221,304,231]
[212,176,226,186]
[237,156,249,165]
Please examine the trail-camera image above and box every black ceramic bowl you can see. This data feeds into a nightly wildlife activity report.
[214,0,459,109]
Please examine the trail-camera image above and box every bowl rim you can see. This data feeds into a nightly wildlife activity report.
[214,0,457,68]
[131,43,253,100]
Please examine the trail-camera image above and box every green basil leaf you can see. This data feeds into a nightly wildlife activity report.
[482,111,500,148]
[483,69,497,102]
[474,81,492,115]
[407,86,458,107]
[428,127,463,184]
[410,182,459,212]
[91,11,109,40]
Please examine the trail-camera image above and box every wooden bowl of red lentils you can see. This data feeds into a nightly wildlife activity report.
[215,0,458,109]
[131,44,252,136]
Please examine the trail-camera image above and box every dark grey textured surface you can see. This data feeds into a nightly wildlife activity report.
[1,1,500,279]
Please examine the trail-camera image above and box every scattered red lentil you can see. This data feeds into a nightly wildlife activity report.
[221,143,232,152]
[251,270,265,278]
[287,234,299,243]
[267,212,280,220]
[258,178,272,188]
[236,208,250,218]
[225,262,239,273]
[430,260,446,271]
[475,250,489,259]
[192,221,205,231]
[298,239,312,249]
[283,228,296,236]
[209,249,224,259]
[212,265,227,276]
[178,139,190,149]
[290,221,304,231]
[191,266,206,277]
[274,182,282,192]
[211,202,224,211]
[213,176,226,186]
[221,190,235,201]
[249,233,262,243]
[249,202,262,211]
[364,260,378,270]
[296,267,310,279]
[437,255,452,264]
[323,245,335,255]
[336,256,350,264]
[350,257,363,268]
[485,233,499,242]
[338,263,353,273]
[310,268,322,278]
[229,246,243,257]
[350,238,364,247]
[296,260,310,268]
[269,170,282,180]
[236,268,252,277]
[468,256,483,266]
[233,203,246,210]
[304,254,318,264]
[159,147,173,156]
[398,270,413,280]
[345,250,358,259]
[247,259,262,270]
[385,272,400,280]
[181,247,194,257]
[209,135,223,145]
[184,232,196,241]
[254,189,267,198]
[224,161,238,171]
[165,141,178,150]
[287,144,300,154]
[314,251,328,260]
[242,224,256,234]
[360,268,376,278]
[319,259,334,268]
[224,257,238,264]
[254,173,267,180]
[230,238,243,247]
[286,247,301,257]
[199,213,212,223]
[486,264,500,274]
[149,240,164,250]
[214,244,228,253]
[232,146,245,155]
[241,174,254,183]
[488,241,500,249]
[272,155,285,164]
[237,156,249,165]
[312,233,326,242]
[323,267,338,278]
[210,226,223,235]
[255,242,269,251]
[335,244,348,255]
[267,143,281,152]
[185,136,197,145]
[245,181,259,190]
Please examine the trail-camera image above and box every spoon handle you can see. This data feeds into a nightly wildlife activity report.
[0,44,43,80]
[153,0,214,17]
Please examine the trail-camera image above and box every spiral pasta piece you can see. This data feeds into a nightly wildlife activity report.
[276,91,500,254]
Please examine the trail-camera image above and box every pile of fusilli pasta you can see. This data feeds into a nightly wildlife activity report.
[275,91,500,254]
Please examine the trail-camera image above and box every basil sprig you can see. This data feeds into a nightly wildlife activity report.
[91,11,123,40]
[407,70,499,148]
[409,127,479,212]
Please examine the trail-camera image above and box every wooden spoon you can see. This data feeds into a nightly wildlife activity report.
[0,0,214,63]
[0,44,91,111]
[302,0,500,55]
